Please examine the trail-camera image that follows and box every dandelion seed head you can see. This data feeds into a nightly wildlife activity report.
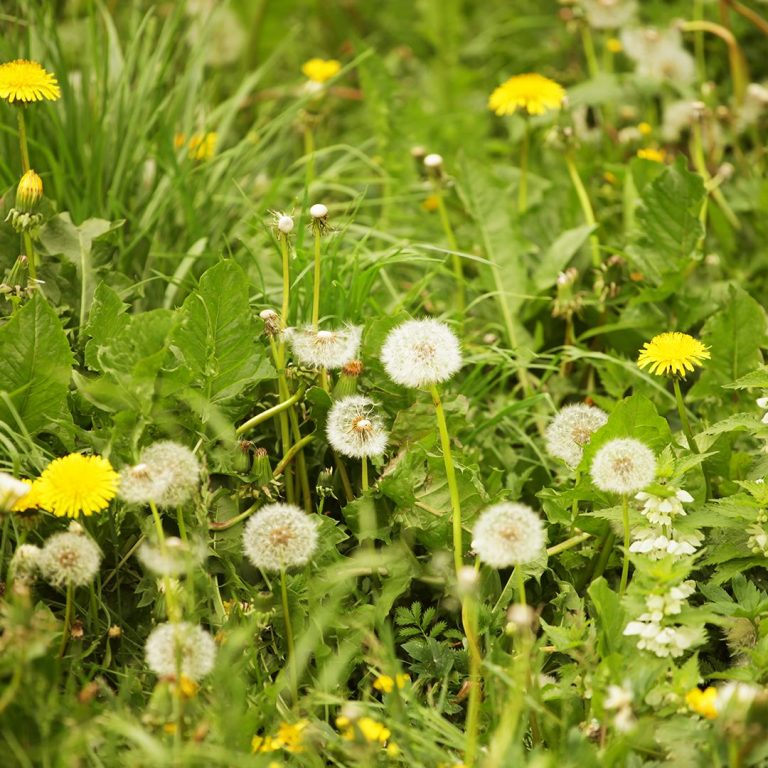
[242,503,319,571]
[545,403,608,467]
[276,214,294,234]
[119,442,200,507]
[326,395,388,459]
[284,325,362,369]
[380,319,462,389]
[310,203,328,219]
[472,502,546,568]
[423,153,443,169]
[582,0,637,30]
[137,537,206,577]
[9,543,42,584]
[39,530,102,588]
[145,621,217,681]
[590,438,656,495]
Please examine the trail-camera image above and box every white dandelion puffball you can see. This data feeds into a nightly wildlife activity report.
[277,214,294,234]
[582,0,637,30]
[326,395,388,459]
[9,543,42,584]
[545,403,608,467]
[590,438,656,495]
[284,326,362,370]
[0,472,32,512]
[119,441,201,507]
[145,621,217,681]
[380,318,462,389]
[423,153,443,169]
[39,531,102,588]
[472,502,546,568]
[137,537,206,577]
[310,203,328,219]
[242,503,319,571]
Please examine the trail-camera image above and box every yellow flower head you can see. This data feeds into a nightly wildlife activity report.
[12,477,43,512]
[336,715,391,744]
[252,720,308,753]
[637,332,710,378]
[637,147,666,163]
[686,686,718,719]
[488,73,566,116]
[373,673,410,693]
[302,58,341,84]
[174,132,217,160]
[35,454,118,518]
[0,59,61,103]
[637,121,653,136]
[607,38,623,54]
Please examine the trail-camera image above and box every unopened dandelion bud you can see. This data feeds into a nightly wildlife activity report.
[334,359,364,398]
[252,447,272,487]
[276,214,294,235]
[108,625,122,638]
[15,170,43,213]
[690,101,706,120]
[316,468,336,500]
[233,440,252,473]
[409,145,427,161]
[259,308,282,336]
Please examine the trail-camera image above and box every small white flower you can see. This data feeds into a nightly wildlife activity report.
[0,472,32,512]
[242,503,319,571]
[582,0,637,30]
[423,153,443,169]
[630,529,702,559]
[119,442,201,508]
[326,395,388,459]
[145,621,217,681]
[604,683,633,711]
[380,318,462,389]
[756,395,768,410]
[472,502,546,568]
[39,530,102,588]
[310,203,328,219]
[284,326,362,370]
[9,543,42,584]
[716,682,759,715]
[624,618,700,657]
[545,403,608,467]
[590,438,656,495]
[635,488,693,526]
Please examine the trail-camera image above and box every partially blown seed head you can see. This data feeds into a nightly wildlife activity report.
[545,403,608,467]
[326,395,388,459]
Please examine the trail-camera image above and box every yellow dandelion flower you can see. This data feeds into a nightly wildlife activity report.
[252,734,281,753]
[337,715,391,743]
[637,332,710,378]
[276,720,308,753]
[488,73,565,116]
[607,38,623,54]
[0,59,61,103]
[686,687,718,719]
[174,132,217,160]
[35,454,118,518]
[637,147,666,163]
[421,194,440,213]
[637,121,653,136]
[373,673,410,693]
[12,477,43,512]
[302,58,341,84]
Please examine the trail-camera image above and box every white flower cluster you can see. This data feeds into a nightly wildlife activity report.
[630,487,701,561]
[747,510,768,556]
[624,581,700,657]
[604,683,635,733]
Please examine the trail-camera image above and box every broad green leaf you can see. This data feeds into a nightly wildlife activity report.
[723,367,768,390]
[83,282,129,371]
[688,284,767,401]
[0,294,73,434]
[173,260,275,421]
[532,223,596,291]
[626,159,705,284]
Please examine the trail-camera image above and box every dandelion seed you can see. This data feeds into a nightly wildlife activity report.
[119,442,200,507]
[590,438,656,495]
[620,27,695,84]
[545,403,608,467]
[39,528,102,588]
[637,332,710,378]
[326,395,388,459]
[284,326,362,370]
[380,318,462,389]
[488,73,566,116]
[145,621,217,681]
[35,454,118,518]
[472,502,546,568]
[242,503,319,571]
[0,59,60,103]
[302,58,341,84]
[0,472,32,512]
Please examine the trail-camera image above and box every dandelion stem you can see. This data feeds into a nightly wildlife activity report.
[279,565,298,704]
[580,24,600,79]
[149,500,181,622]
[58,583,74,658]
[516,563,526,606]
[565,150,601,268]
[431,384,463,575]
[673,377,710,500]
[619,494,631,597]
[547,531,591,557]
[434,180,465,322]
[304,125,315,192]
[723,0,768,36]
[16,109,30,173]
[273,434,313,478]
[236,384,306,436]
[312,226,322,331]
[280,233,291,324]
[518,119,529,215]
[361,456,368,492]
[462,595,482,768]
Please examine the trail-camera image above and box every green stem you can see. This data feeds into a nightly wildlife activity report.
[619,494,630,597]
[580,24,600,79]
[312,226,322,330]
[149,500,180,621]
[58,583,74,658]
[565,151,601,268]
[280,566,298,704]
[236,384,306,436]
[23,231,37,283]
[361,456,368,492]
[462,596,482,768]
[434,182,465,321]
[209,502,258,531]
[268,337,296,505]
[673,377,710,499]
[547,531,591,557]
[518,120,529,215]
[17,109,30,173]
[516,563,526,606]
[273,434,313,478]
[431,384,463,575]
[280,234,291,325]
[304,125,315,192]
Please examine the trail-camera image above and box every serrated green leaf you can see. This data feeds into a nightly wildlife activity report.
[83,282,129,371]
[723,368,768,390]
[0,295,73,434]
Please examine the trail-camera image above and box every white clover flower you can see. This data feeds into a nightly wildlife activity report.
[582,0,637,30]
[119,442,201,508]
[145,621,217,681]
[380,318,462,389]
[0,472,32,512]
[9,543,42,584]
[284,326,362,370]
[629,529,703,559]
[545,403,608,467]
[242,503,319,571]
[590,438,656,495]
[326,395,388,459]
[137,537,206,577]
[39,530,102,588]
[604,683,635,732]
[635,488,693,526]
[472,502,546,568]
